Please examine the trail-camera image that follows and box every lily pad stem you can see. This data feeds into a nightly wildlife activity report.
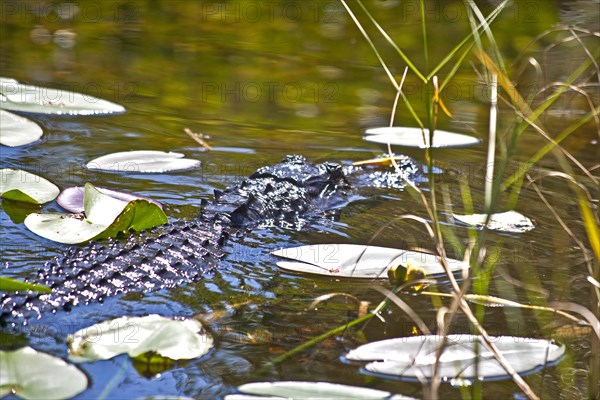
[259,298,389,371]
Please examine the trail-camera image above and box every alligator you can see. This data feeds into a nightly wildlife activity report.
[1,155,419,324]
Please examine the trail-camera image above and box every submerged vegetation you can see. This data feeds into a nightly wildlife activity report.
[0,0,598,399]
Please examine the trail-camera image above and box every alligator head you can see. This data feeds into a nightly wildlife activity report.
[200,155,351,227]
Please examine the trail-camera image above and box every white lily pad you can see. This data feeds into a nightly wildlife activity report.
[25,211,115,244]
[272,244,468,278]
[225,381,415,400]
[86,151,201,173]
[67,314,213,362]
[57,186,163,214]
[0,346,88,399]
[364,127,480,148]
[453,211,534,233]
[0,110,43,147]
[0,168,59,204]
[24,183,167,244]
[0,77,19,85]
[344,335,565,381]
[0,79,125,115]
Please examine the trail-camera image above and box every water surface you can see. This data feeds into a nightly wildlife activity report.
[1,1,598,398]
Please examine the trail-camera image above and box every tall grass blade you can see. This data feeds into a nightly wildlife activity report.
[338,0,399,91]
[485,74,498,213]
[354,0,426,82]
[465,0,508,76]
[419,0,429,74]
[501,106,600,191]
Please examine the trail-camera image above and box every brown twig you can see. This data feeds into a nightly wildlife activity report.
[184,128,213,151]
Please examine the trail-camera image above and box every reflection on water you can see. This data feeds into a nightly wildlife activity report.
[1,1,598,398]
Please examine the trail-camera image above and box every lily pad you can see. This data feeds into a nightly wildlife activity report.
[0,77,18,85]
[452,211,534,233]
[0,168,59,204]
[344,335,565,382]
[225,381,415,400]
[364,127,480,148]
[0,79,125,115]
[67,315,213,362]
[272,244,468,278]
[24,183,167,244]
[0,276,51,293]
[86,151,201,173]
[1,199,41,224]
[0,346,88,399]
[57,186,163,214]
[0,110,43,147]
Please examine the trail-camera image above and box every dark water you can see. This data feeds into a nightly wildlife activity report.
[1,1,598,399]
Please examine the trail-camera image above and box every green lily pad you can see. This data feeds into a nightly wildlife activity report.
[86,151,201,173]
[0,78,125,115]
[0,346,88,399]
[67,315,213,363]
[344,335,565,381]
[225,381,415,399]
[364,127,480,148]
[24,183,167,244]
[0,276,51,293]
[272,244,468,278]
[0,110,43,147]
[1,199,41,224]
[0,169,59,204]
[453,211,534,233]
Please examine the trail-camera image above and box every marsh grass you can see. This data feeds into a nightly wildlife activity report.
[353,1,599,398]
[266,1,599,399]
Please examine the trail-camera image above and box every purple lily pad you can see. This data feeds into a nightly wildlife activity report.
[57,186,162,214]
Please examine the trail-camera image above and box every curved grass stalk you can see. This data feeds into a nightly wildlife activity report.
[354,0,426,83]
[420,291,583,324]
[465,0,508,77]
[431,0,508,82]
[501,106,600,191]
[307,293,361,311]
[526,175,598,290]
[261,280,426,369]
[550,302,600,340]
[338,0,399,91]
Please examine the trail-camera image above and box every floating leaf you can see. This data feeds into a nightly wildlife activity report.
[0,110,43,147]
[272,244,468,278]
[364,127,480,148]
[131,352,176,378]
[24,183,167,244]
[0,346,88,399]
[0,168,59,204]
[453,211,534,233]
[0,77,18,85]
[344,335,565,381]
[67,315,213,363]
[86,151,201,173]
[1,199,40,224]
[0,79,125,115]
[0,276,51,293]
[57,186,162,214]
[225,381,415,400]
[24,212,106,244]
[99,199,168,240]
